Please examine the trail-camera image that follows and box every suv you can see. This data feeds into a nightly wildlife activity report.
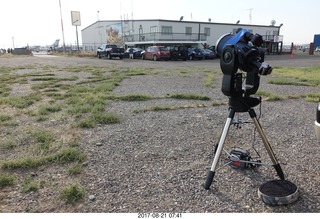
[168,46,188,61]
[142,46,171,61]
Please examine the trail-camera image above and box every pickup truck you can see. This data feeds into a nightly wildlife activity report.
[97,44,125,59]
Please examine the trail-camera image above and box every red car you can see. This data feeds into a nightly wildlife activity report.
[141,46,171,61]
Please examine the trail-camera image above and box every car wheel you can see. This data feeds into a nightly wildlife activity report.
[153,55,158,61]
[119,56,123,60]
[97,53,101,59]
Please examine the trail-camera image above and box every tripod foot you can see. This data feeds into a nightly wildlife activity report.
[273,164,285,180]
[204,171,215,190]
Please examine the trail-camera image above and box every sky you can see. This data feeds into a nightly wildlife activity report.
[0,0,319,48]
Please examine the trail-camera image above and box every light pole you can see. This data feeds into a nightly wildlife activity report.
[278,23,283,54]
[12,36,15,49]
[59,0,66,52]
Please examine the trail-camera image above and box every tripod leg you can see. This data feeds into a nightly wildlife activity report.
[204,108,236,189]
[248,109,285,180]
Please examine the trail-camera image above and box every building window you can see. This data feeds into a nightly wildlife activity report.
[161,26,172,34]
[185,27,192,35]
[204,27,210,36]
[150,26,158,34]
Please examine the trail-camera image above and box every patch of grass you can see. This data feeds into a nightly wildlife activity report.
[0,93,42,108]
[268,78,310,86]
[304,93,320,102]
[0,173,15,189]
[211,101,227,106]
[1,148,86,170]
[203,74,215,87]
[38,104,62,115]
[136,103,208,113]
[68,163,83,175]
[68,140,80,148]
[256,90,283,101]
[21,177,39,193]
[180,69,194,74]
[1,140,17,150]
[30,77,57,81]
[272,66,320,87]
[31,129,55,152]
[119,94,152,101]
[60,184,85,204]
[0,114,12,122]
[150,106,173,111]
[168,93,210,100]
[0,114,18,126]
[76,112,121,128]
[91,112,121,124]
[76,118,95,128]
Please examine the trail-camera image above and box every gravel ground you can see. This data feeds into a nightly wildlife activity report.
[0,53,320,213]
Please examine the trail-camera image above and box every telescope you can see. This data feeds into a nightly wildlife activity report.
[204,29,299,206]
[216,28,272,111]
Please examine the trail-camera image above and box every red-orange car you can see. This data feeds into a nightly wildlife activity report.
[141,46,171,61]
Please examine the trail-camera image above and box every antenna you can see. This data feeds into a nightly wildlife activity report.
[131,0,133,20]
[247,8,253,24]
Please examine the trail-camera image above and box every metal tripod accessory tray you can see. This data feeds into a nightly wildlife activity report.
[258,179,299,206]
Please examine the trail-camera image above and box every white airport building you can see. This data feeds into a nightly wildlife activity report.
[81,19,283,54]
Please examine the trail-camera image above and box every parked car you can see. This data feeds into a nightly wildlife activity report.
[201,49,218,59]
[124,47,143,59]
[168,46,188,61]
[188,48,205,60]
[315,46,320,52]
[141,46,171,61]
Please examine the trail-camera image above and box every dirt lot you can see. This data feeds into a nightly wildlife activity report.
[0,53,320,213]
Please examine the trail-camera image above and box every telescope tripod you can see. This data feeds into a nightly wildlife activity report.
[204,97,285,190]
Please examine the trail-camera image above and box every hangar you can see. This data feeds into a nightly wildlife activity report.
[81,19,283,54]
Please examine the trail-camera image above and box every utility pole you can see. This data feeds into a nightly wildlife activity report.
[59,0,66,52]
[12,36,15,49]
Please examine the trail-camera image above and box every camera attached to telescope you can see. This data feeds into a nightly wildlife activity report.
[216,28,272,112]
